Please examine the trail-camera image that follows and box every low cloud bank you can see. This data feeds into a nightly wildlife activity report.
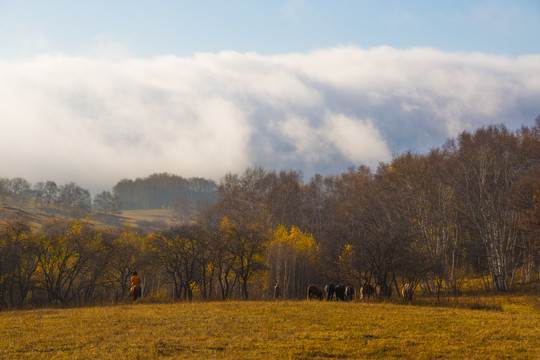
[1,46,539,193]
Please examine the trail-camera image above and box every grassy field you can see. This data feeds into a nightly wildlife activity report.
[1,295,538,359]
[120,208,176,228]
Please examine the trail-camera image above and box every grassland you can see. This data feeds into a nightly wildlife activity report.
[120,208,176,229]
[1,295,538,359]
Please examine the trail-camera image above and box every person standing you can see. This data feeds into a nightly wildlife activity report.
[130,271,142,301]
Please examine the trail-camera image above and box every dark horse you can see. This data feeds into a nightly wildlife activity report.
[307,284,324,300]
[325,283,335,301]
[334,284,346,301]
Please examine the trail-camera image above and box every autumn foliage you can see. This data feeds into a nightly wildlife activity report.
[0,121,539,307]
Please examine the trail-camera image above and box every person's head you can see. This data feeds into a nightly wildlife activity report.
[133,271,138,276]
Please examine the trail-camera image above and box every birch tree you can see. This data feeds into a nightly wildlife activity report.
[451,125,527,291]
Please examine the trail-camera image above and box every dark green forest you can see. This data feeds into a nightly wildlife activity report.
[0,121,539,307]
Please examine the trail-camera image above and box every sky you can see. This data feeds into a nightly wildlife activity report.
[1,0,539,194]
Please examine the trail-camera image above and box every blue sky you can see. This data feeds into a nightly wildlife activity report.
[0,1,539,193]
[2,0,539,57]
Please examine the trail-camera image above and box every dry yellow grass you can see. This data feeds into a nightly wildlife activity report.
[119,208,175,229]
[120,208,175,221]
[1,295,538,359]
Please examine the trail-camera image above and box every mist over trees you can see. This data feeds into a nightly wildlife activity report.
[0,121,539,307]
[92,191,121,214]
[1,179,92,217]
[113,173,217,210]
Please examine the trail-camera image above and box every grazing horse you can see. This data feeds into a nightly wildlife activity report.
[360,284,374,300]
[325,283,336,301]
[401,283,413,303]
[307,284,324,300]
[334,284,346,301]
[345,286,355,301]
[375,283,392,299]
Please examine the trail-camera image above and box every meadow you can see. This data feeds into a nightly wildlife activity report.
[1,295,538,359]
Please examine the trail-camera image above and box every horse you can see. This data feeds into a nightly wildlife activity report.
[334,284,346,301]
[307,284,324,300]
[360,284,374,300]
[401,283,413,303]
[130,285,141,301]
[345,285,355,301]
[325,283,336,301]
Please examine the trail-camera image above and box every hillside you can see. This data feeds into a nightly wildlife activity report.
[0,172,217,232]
[0,196,176,233]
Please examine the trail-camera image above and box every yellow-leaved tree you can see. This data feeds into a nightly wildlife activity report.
[267,225,321,299]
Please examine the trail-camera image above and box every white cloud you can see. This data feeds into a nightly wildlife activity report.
[277,113,390,167]
[324,113,391,165]
[0,47,539,193]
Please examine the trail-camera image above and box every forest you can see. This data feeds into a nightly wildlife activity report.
[113,173,217,210]
[0,121,539,308]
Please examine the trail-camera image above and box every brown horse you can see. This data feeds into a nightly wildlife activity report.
[130,285,141,301]
[307,284,323,300]
[345,285,355,301]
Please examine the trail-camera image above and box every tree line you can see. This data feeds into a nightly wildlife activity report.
[0,216,318,307]
[0,179,96,218]
[1,178,116,216]
[0,173,218,219]
[113,173,217,210]
[0,121,539,308]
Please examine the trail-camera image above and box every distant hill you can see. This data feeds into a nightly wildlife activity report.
[0,172,217,231]
[0,194,175,233]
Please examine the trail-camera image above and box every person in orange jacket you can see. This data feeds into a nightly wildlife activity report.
[130,271,142,301]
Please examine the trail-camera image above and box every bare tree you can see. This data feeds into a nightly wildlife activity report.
[450,126,528,291]
[0,218,39,308]
[171,197,193,223]
[37,219,95,303]
[151,224,208,301]
[216,168,273,299]
[93,191,121,214]
[56,182,91,218]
